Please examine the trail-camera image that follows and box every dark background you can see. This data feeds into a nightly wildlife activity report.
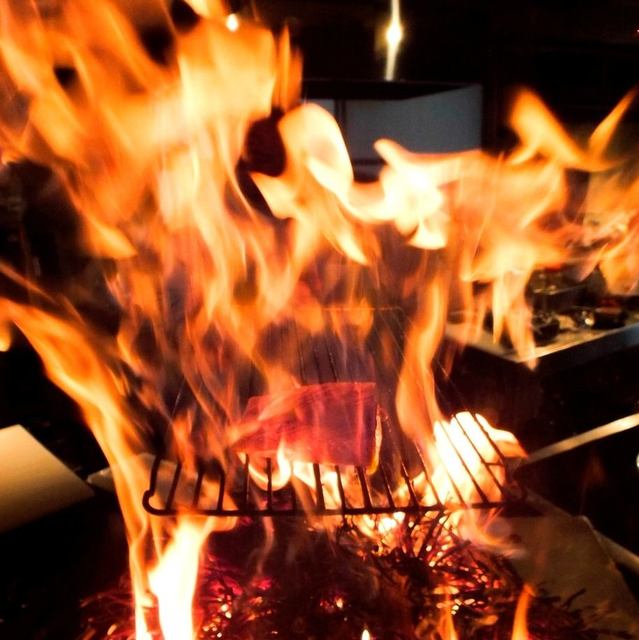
[255,0,639,146]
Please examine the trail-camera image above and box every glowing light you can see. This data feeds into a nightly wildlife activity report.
[361,629,371,640]
[384,0,403,81]
[225,13,240,32]
[149,521,212,640]
[386,19,403,48]
[0,322,11,351]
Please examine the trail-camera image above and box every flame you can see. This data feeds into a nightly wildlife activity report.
[0,0,637,636]
[247,440,292,491]
[225,13,240,33]
[510,88,635,169]
[436,601,459,640]
[512,585,534,639]
[186,0,225,19]
[148,519,213,640]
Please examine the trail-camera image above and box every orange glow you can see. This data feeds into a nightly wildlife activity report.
[225,13,240,32]
[248,440,293,491]
[436,602,459,640]
[512,585,534,639]
[1,0,637,636]
[185,0,225,19]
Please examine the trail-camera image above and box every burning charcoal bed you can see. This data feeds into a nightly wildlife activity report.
[80,512,629,640]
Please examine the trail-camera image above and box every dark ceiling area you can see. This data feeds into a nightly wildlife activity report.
[253,0,639,146]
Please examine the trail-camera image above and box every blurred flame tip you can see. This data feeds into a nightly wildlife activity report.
[225,13,240,32]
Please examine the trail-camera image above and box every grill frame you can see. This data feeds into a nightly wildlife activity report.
[142,308,525,518]
[142,412,524,518]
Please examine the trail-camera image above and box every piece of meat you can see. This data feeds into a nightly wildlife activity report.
[229,382,381,470]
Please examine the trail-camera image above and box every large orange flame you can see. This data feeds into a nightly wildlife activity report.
[0,0,636,637]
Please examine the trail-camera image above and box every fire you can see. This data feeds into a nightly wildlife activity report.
[148,519,213,640]
[225,13,240,32]
[247,441,293,492]
[512,585,534,640]
[437,605,460,640]
[0,0,637,637]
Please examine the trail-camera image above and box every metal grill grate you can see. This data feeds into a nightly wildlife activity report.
[142,308,523,518]
[143,413,522,517]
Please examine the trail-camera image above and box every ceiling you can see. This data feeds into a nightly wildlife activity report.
[249,1,639,135]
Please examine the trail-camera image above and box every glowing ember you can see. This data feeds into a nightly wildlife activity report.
[0,0,637,638]
[79,514,604,639]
